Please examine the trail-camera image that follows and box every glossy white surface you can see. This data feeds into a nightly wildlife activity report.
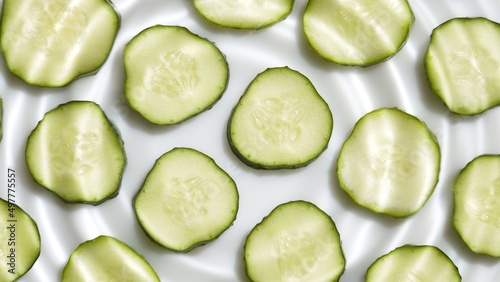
[1,0,500,281]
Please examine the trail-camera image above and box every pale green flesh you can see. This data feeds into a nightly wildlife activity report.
[0,0,119,87]
[229,67,333,169]
[366,245,461,282]
[244,200,345,282]
[134,147,238,252]
[194,0,294,29]
[25,101,126,204]
[425,17,500,115]
[0,199,41,282]
[62,235,160,282]
[124,25,228,125]
[337,108,440,217]
[303,0,414,66]
[454,155,500,257]
[0,96,2,142]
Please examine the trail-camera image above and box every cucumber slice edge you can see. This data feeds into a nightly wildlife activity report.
[227,66,333,170]
[25,100,127,205]
[336,107,441,218]
[133,147,239,252]
[62,235,160,281]
[244,200,345,282]
[424,17,500,115]
[453,154,500,257]
[123,25,229,125]
[0,0,120,87]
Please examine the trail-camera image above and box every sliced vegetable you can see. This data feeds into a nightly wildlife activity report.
[425,17,500,115]
[62,235,160,282]
[453,154,500,257]
[194,0,294,29]
[124,25,228,125]
[337,108,440,217]
[134,147,239,252]
[0,0,120,87]
[302,0,414,66]
[244,200,345,282]
[0,96,2,142]
[366,245,461,281]
[25,101,126,205]
[228,66,333,169]
[0,198,41,282]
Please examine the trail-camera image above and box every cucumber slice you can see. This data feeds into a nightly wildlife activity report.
[366,245,461,281]
[0,96,2,142]
[0,198,41,282]
[453,154,500,257]
[62,235,160,282]
[228,66,333,169]
[124,25,228,125]
[134,147,239,252]
[25,101,126,205]
[0,0,120,87]
[303,0,414,66]
[194,0,294,29]
[337,108,440,217]
[425,17,500,115]
[244,200,345,282]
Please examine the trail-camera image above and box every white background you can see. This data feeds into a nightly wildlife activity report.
[1,0,500,281]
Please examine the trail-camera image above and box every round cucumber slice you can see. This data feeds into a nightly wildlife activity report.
[244,200,345,282]
[303,0,414,66]
[337,108,440,217]
[366,245,461,281]
[134,147,239,252]
[0,198,41,282]
[62,235,160,282]
[228,66,333,169]
[25,101,126,205]
[453,154,500,257]
[0,0,120,87]
[194,0,294,29]
[425,17,500,115]
[124,25,229,125]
